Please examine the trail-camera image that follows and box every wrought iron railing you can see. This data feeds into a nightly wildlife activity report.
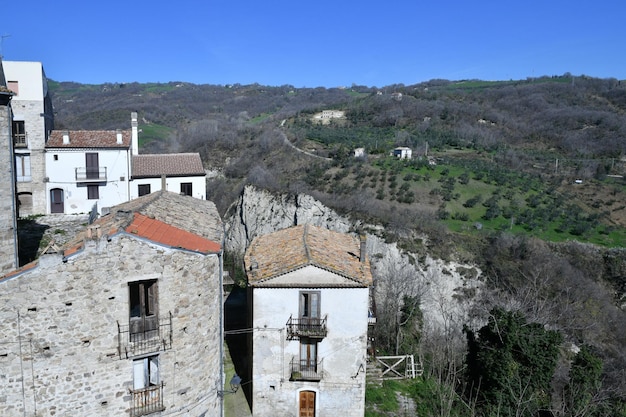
[75,166,107,181]
[118,312,172,359]
[130,382,165,417]
[290,357,323,381]
[286,315,328,340]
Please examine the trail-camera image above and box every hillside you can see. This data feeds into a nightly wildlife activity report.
[48,75,626,415]
[50,75,626,245]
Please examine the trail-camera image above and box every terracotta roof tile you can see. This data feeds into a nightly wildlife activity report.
[125,213,220,253]
[60,191,222,258]
[244,224,372,287]
[47,130,132,148]
[132,153,205,177]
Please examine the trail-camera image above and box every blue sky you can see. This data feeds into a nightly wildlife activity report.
[3,0,625,87]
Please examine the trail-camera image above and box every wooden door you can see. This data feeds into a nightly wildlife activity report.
[50,188,64,213]
[85,153,99,179]
[299,390,315,417]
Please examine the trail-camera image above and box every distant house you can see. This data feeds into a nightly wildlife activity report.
[392,147,412,159]
[131,153,206,200]
[44,112,206,214]
[3,61,54,216]
[244,224,372,417]
[312,110,345,125]
[0,191,224,417]
[354,147,365,158]
[45,128,133,214]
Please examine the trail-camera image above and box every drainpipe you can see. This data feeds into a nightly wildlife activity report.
[8,104,18,268]
[218,225,225,417]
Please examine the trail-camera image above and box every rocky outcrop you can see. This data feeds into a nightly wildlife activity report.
[224,185,484,338]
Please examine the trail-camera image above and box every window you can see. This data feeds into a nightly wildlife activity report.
[129,280,159,340]
[180,182,192,196]
[12,121,26,147]
[7,81,18,95]
[15,154,31,182]
[138,184,151,197]
[131,355,164,416]
[87,184,99,200]
[300,291,320,325]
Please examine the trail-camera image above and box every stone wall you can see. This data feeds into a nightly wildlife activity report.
[13,99,47,216]
[0,100,17,273]
[0,233,222,417]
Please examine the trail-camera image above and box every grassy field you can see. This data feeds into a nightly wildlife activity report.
[315,152,626,248]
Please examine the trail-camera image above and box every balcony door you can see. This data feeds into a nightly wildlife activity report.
[129,280,158,340]
[300,339,317,372]
[299,390,316,417]
[85,152,99,179]
[299,291,320,327]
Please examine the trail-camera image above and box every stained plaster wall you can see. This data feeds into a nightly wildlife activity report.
[0,234,222,417]
[251,268,368,417]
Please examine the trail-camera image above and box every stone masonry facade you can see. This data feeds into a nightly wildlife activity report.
[14,99,48,216]
[0,233,222,416]
[0,93,18,273]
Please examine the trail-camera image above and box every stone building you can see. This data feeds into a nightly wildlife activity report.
[3,61,54,216]
[244,224,372,417]
[0,191,225,417]
[0,59,19,273]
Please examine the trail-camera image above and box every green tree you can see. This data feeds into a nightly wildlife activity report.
[464,308,562,416]
[563,345,603,417]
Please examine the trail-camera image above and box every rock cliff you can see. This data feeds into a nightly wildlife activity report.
[224,185,484,343]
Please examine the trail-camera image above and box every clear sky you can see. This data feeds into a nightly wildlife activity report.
[3,0,625,88]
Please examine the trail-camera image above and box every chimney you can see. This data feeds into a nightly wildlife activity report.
[62,131,70,144]
[161,174,167,191]
[359,234,367,263]
[116,129,123,144]
[131,112,138,155]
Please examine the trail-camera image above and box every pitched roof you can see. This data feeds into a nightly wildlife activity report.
[244,224,372,287]
[132,153,205,178]
[47,130,132,148]
[58,190,222,258]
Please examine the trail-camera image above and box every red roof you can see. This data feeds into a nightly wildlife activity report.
[125,213,221,253]
[47,130,132,148]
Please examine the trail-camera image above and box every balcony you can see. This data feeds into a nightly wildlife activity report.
[286,315,327,340]
[117,312,172,359]
[75,166,107,182]
[130,383,165,417]
[13,134,27,148]
[290,357,324,381]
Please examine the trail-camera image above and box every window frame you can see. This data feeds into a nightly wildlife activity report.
[180,182,192,196]
[138,184,151,197]
[129,280,159,338]
[87,184,99,200]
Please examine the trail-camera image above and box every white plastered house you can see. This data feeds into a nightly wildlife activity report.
[244,224,372,417]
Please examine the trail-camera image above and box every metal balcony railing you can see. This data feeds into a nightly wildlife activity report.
[290,357,324,381]
[130,382,165,417]
[117,312,172,359]
[75,166,107,182]
[286,315,328,340]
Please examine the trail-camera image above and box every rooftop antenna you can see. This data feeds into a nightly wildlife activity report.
[0,34,11,59]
